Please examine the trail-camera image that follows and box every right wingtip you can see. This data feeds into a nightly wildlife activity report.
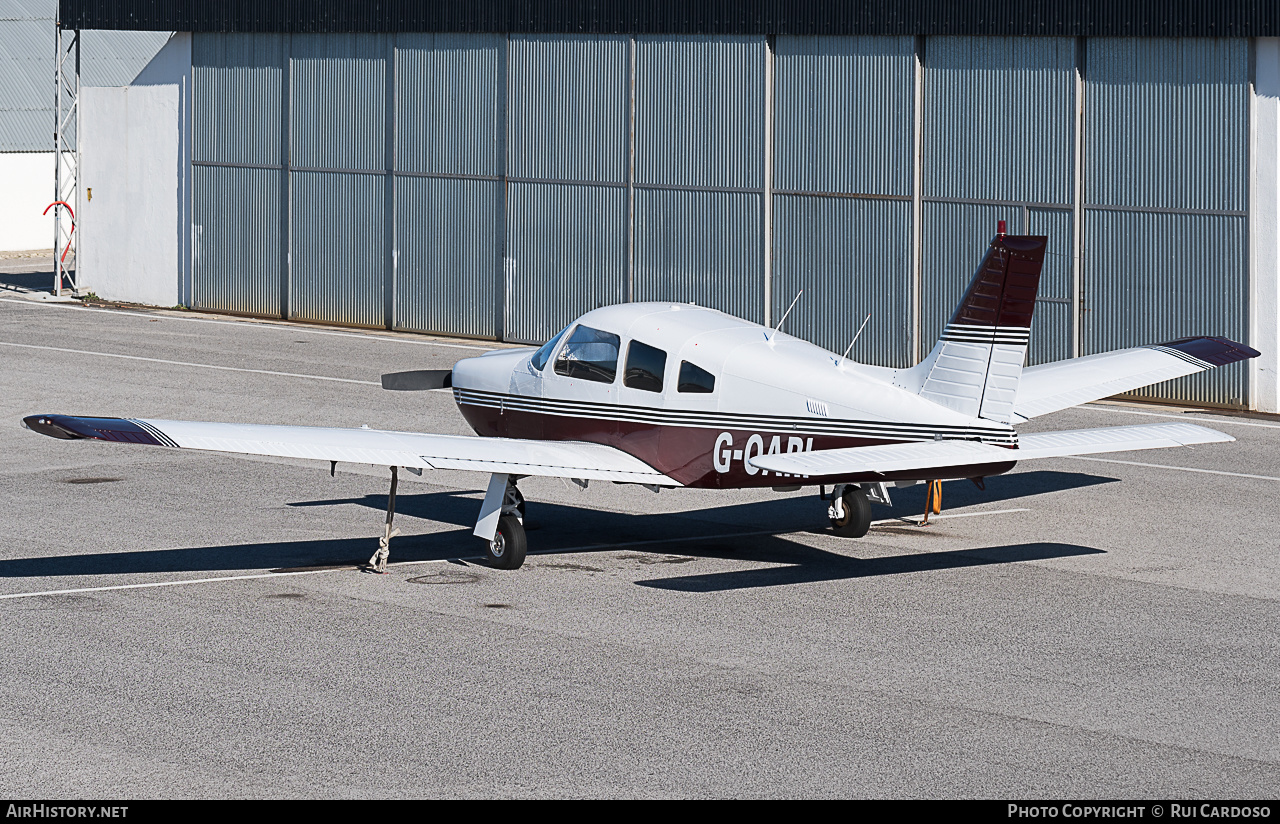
[1158,336,1261,367]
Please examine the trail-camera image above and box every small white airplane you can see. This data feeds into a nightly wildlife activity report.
[24,226,1259,572]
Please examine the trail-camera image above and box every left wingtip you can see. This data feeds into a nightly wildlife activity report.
[22,415,85,439]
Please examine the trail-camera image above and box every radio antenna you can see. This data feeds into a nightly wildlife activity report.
[770,290,803,342]
[843,313,872,359]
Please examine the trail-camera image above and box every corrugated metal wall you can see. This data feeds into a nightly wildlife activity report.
[921,36,1077,367]
[393,33,503,337]
[188,31,1254,407]
[1083,38,1250,406]
[191,33,285,316]
[771,35,915,367]
[192,164,282,316]
[504,35,630,343]
[632,35,767,323]
[289,171,387,326]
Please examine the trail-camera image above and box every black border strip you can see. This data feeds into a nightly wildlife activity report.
[58,1,1280,37]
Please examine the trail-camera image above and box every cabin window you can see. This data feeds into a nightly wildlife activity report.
[677,361,716,394]
[624,340,667,393]
[530,324,570,372]
[554,325,621,383]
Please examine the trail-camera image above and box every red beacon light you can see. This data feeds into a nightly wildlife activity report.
[997,219,1007,238]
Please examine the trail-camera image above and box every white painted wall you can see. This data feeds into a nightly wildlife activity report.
[0,152,57,252]
[1251,38,1280,413]
[78,33,190,307]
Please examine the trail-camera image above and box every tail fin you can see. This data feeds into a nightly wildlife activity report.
[909,232,1047,423]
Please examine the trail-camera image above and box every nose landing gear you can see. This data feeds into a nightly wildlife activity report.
[475,474,528,569]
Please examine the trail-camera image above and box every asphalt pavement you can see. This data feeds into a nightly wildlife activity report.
[1,294,1277,798]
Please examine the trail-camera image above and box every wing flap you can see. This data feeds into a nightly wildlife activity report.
[749,439,1013,477]
[748,423,1231,478]
[23,415,681,486]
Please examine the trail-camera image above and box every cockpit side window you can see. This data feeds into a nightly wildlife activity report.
[553,325,621,383]
[677,361,716,393]
[530,324,570,372]
[624,340,666,393]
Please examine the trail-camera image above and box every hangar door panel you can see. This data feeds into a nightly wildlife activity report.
[394,33,503,338]
[771,36,915,367]
[396,177,500,338]
[1082,38,1249,406]
[503,36,629,344]
[190,34,286,317]
[632,36,766,324]
[921,37,1077,367]
[288,35,390,327]
[192,165,282,317]
[290,172,387,327]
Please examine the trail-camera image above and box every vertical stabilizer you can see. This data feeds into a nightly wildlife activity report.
[911,233,1047,423]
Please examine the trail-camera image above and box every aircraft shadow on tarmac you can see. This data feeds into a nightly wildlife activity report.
[290,468,1117,524]
[636,542,1105,593]
[1,471,1112,581]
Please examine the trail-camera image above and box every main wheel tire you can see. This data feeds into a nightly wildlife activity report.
[485,514,527,570]
[830,487,873,539]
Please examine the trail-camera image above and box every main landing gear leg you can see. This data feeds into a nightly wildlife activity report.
[365,466,401,574]
[474,473,527,570]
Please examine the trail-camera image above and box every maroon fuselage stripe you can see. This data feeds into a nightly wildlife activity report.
[457,403,1017,489]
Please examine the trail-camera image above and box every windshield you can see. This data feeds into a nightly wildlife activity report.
[530,325,571,372]
[554,325,621,384]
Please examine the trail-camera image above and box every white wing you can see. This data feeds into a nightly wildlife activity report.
[1013,337,1259,422]
[747,423,1232,478]
[22,415,681,486]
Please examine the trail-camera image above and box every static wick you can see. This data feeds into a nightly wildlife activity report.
[771,290,803,342]
[843,313,872,359]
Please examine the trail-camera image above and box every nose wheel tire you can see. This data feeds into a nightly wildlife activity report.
[830,487,872,538]
[485,514,527,570]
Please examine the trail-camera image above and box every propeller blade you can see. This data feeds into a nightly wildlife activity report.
[381,370,453,391]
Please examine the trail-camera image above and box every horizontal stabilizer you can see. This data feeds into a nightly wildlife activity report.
[747,423,1231,478]
[22,415,680,486]
[1014,337,1260,421]
[1014,423,1232,457]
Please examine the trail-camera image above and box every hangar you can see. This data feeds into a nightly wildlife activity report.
[55,1,1280,412]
